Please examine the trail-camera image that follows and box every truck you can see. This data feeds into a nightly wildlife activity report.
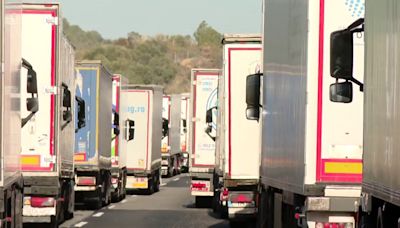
[0,2,34,227]
[120,85,162,194]
[161,95,172,177]
[21,3,76,226]
[189,69,220,207]
[111,74,129,202]
[329,0,400,226]
[169,94,183,176]
[74,60,112,209]
[246,0,364,227]
[180,94,190,173]
[213,34,262,220]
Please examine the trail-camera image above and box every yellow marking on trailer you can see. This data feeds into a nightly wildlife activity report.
[74,154,85,162]
[21,155,40,166]
[324,162,362,174]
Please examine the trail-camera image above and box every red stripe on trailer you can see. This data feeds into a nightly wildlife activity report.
[316,0,325,182]
[113,75,121,164]
[191,71,219,167]
[227,47,262,177]
[22,9,57,171]
[163,95,171,148]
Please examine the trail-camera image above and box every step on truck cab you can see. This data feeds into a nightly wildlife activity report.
[246,0,364,227]
[74,60,113,209]
[111,74,129,202]
[189,69,220,207]
[329,0,400,226]
[21,3,76,226]
[0,1,28,226]
[214,34,262,221]
[120,85,162,194]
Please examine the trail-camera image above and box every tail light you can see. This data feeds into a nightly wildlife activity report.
[220,188,229,201]
[231,194,253,203]
[112,178,118,184]
[316,222,353,228]
[77,176,96,186]
[191,181,209,192]
[192,183,206,188]
[25,197,55,208]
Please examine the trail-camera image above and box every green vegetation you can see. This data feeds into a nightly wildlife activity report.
[63,19,222,93]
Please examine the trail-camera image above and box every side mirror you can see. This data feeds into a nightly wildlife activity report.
[246,73,262,120]
[26,97,39,113]
[330,81,353,103]
[27,68,38,94]
[205,125,212,134]
[63,110,72,122]
[76,96,86,130]
[63,85,72,108]
[113,112,120,135]
[162,118,169,138]
[206,109,213,124]
[330,30,353,80]
[126,119,135,141]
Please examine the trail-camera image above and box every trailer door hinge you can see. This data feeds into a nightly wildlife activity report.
[46,17,58,25]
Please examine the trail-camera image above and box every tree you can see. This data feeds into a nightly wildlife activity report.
[193,21,222,47]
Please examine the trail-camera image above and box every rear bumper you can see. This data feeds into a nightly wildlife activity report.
[228,207,257,219]
[23,205,56,219]
[191,191,214,196]
[23,216,52,223]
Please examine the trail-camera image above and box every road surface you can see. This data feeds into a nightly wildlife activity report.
[60,174,230,228]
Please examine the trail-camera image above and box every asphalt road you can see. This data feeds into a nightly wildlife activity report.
[60,174,230,228]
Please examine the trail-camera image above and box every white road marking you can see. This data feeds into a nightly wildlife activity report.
[173,177,180,181]
[108,205,115,209]
[74,221,88,227]
[121,199,127,203]
[160,183,167,187]
[92,212,104,217]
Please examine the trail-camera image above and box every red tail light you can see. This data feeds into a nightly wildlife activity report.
[192,183,206,188]
[112,178,118,184]
[231,194,253,203]
[30,197,55,208]
[77,177,96,186]
[220,188,229,201]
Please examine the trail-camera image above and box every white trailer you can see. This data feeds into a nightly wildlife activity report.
[111,74,129,202]
[21,3,76,225]
[246,0,365,227]
[180,94,190,173]
[120,85,162,194]
[170,94,183,175]
[329,0,400,226]
[189,69,220,207]
[214,34,262,220]
[0,2,26,227]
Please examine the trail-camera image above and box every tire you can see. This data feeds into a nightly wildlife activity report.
[147,178,154,195]
[154,172,161,192]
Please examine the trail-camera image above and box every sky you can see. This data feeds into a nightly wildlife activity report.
[55,0,263,39]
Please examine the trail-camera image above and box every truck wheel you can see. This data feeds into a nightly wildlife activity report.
[147,178,155,195]
[64,182,74,220]
[154,173,161,192]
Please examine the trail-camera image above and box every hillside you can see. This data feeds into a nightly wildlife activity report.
[63,19,222,94]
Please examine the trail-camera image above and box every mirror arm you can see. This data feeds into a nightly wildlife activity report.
[206,130,216,142]
[349,78,364,92]
[21,112,35,128]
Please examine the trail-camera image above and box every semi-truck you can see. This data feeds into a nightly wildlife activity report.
[246,0,364,227]
[21,3,76,226]
[0,2,32,226]
[170,94,183,176]
[161,95,172,177]
[180,94,190,173]
[111,74,129,202]
[189,69,220,207]
[213,34,262,220]
[74,60,112,209]
[329,0,400,226]
[120,85,162,194]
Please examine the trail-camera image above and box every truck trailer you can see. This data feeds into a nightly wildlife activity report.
[21,3,76,225]
[120,85,162,194]
[170,94,183,176]
[213,34,262,220]
[161,95,172,177]
[189,69,220,207]
[0,2,30,226]
[329,0,400,226]
[74,61,113,209]
[111,74,129,202]
[180,94,190,173]
[246,0,365,227]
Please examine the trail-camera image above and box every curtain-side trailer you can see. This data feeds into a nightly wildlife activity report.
[74,60,112,209]
[21,3,76,226]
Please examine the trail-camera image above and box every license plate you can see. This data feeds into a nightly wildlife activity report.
[228,202,255,208]
[132,182,148,189]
